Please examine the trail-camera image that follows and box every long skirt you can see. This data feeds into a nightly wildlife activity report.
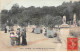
[16,37,20,45]
[11,39,15,46]
[22,36,27,45]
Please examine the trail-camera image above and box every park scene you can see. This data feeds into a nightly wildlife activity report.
[0,0,80,51]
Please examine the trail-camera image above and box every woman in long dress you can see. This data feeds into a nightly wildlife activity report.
[16,29,20,46]
[21,29,27,45]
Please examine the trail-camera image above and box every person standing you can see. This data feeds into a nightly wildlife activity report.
[32,28,35,33]
[21,28,27,45]
[4,27,7,33]
[16,29,20,45]
[10,32,15,46]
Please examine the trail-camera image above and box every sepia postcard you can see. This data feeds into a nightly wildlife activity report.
[0,0,80,51]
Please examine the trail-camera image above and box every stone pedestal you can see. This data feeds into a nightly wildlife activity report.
[59,16,70,50]
[60,28,70,50]
[60,24,70,50]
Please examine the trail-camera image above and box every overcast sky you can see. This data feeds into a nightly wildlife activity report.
[0,0,80,10]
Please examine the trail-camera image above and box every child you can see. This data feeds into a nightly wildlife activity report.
[10,32,17,46]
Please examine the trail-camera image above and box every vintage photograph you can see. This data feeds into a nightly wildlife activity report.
[0,0,80,51]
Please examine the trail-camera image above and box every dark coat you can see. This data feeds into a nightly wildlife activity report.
[21,31,27,45]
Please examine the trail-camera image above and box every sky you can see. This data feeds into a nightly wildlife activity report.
[0,0,80,11]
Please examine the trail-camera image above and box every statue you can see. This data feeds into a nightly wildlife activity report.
[73,13,77,26]
[63,16,66,24]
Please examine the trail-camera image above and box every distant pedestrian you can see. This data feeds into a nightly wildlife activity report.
[43,28,46,34]
[4,27,7,33]
[32,28,35,33]
[55,33,62,43]
[40,29,43,33]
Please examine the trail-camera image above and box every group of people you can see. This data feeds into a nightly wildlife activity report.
[4,25,61,46]
[10,27,27,46]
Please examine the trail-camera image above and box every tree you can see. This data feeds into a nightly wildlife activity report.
[1,10,9,25]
